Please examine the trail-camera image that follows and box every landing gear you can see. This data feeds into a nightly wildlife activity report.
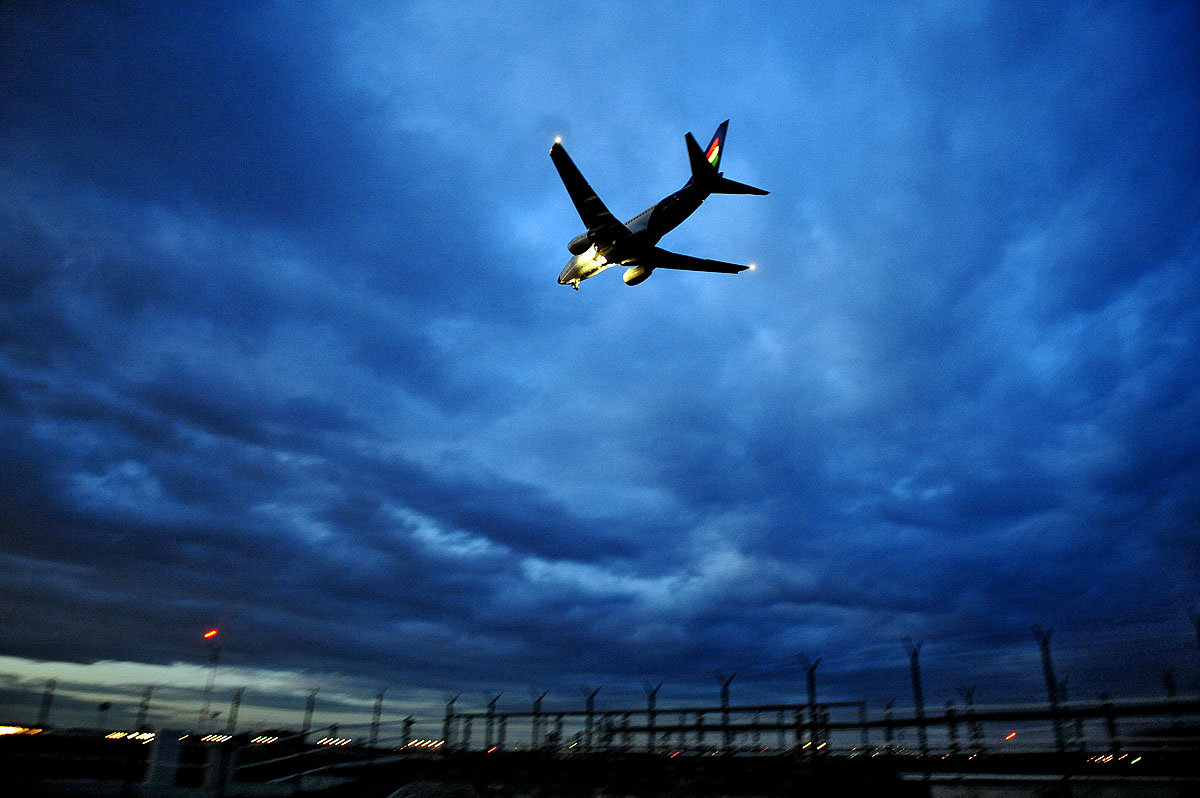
[571,281,580,291]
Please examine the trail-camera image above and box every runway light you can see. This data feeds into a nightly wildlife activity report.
[203,628,219,639]
[404,739,446,748]
[317,737,351,746]
[2,726,42,736]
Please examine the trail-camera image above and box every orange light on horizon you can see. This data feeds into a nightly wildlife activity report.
[0,726,40,736]
[203,628,219,639]
[1005,732,1017,741]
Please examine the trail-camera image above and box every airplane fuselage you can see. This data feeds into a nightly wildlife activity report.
[558,184,707,288]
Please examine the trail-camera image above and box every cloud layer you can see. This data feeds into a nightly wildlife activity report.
[2,1,1198,721]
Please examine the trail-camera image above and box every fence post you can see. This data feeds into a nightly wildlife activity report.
[485,694,500,750]
[959,687,983,756]
[883,700,895,753]
[1058,678,1082,750]
[600,713,614,750]
[371,690,385,752]
[582,686,600,751]
[136,686,153,731]
[715,671,736,751]
[904,639,928,757]
[1034,626,1066,753]
[302,689,318,742]
[227,687,244,735]
[37,679,56,728]
[1100,693,1119,755]
[531,690,548,749]
[945,701,958,757]
[643,681,662,753]
[801,656,821,753]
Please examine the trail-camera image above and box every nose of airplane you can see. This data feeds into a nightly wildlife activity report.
[558,257,578,285]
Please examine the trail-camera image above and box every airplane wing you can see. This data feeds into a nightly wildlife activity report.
[549,141,634,245]
[640,246,751,274]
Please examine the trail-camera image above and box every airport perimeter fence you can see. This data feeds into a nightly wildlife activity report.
[3,692,1198,793]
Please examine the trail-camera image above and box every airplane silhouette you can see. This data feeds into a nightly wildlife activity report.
[551,120,768,289]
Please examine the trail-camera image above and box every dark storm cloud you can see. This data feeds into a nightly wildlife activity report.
[1,0,1199,720]
[3,4,374,230]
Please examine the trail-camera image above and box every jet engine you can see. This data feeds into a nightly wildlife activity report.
[567,233,592,255]
[622,265,654,286]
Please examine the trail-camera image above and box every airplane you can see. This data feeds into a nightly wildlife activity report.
[550,120,768,290]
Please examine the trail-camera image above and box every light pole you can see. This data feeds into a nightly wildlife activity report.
[198,628,221,731]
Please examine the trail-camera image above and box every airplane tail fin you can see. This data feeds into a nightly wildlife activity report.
[685,120,769,196]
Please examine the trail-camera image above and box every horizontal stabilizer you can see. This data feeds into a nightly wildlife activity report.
[711,176,769,195]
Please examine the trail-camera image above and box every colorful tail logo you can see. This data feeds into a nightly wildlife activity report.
[702,121,728,170]
[705,140,720,169]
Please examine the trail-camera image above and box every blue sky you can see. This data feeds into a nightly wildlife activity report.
[2,1,1198,731]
